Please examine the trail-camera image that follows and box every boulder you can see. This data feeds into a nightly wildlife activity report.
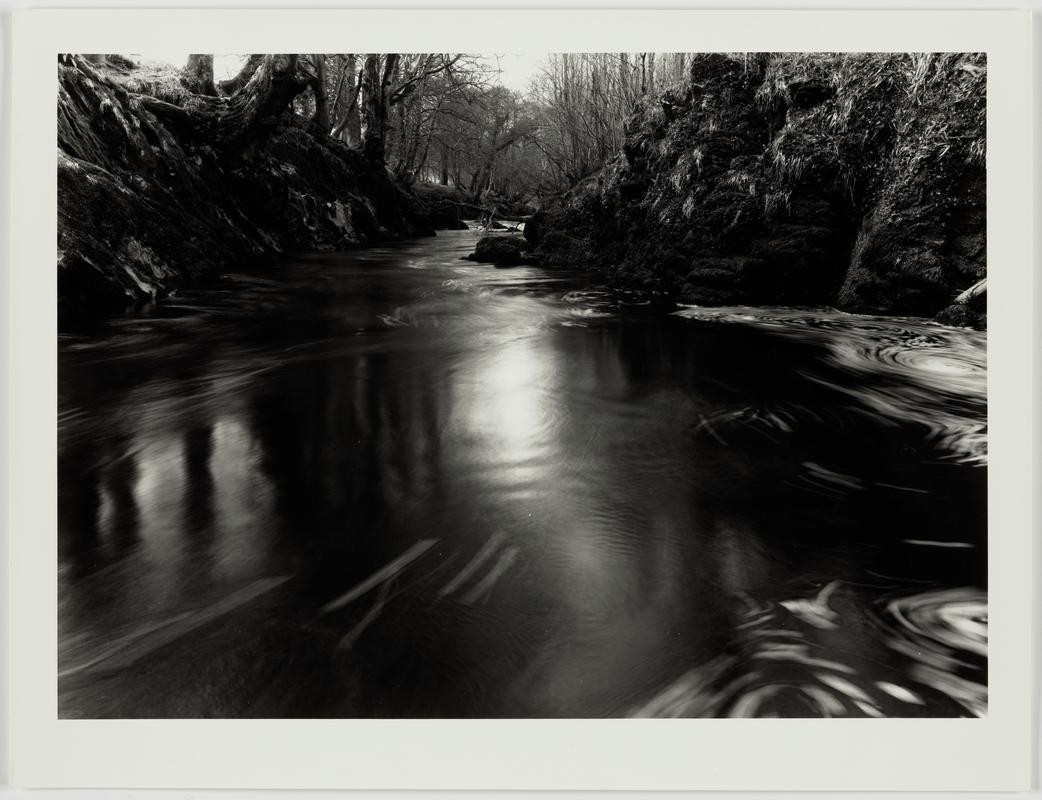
[466,235,530,266]
[936,303,986,330]
[936,279,986,330]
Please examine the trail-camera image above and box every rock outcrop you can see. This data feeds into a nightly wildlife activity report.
[58,55,432,310]
[537,53,986,325]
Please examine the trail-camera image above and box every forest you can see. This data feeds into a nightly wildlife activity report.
[57,50,986,327]
[127,52,693,202]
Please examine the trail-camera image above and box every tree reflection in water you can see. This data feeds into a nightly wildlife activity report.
[58,233,987,718]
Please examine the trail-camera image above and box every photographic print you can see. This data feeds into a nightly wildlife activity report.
[7,5,1037,791]
[54,48,990,721]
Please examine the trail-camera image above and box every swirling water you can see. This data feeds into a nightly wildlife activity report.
[58,230,987,718]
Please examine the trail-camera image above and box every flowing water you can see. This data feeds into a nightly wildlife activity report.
[58,230,987,718]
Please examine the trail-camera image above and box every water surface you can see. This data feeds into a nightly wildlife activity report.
[58,230,987,718]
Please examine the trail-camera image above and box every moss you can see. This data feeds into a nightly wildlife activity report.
[58,57,432,308]
[544,52,985,321]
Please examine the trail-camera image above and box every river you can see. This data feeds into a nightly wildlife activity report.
[58,230,987,718]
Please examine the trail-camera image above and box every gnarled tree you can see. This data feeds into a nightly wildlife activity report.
[218,55,265,96]
[182,54,216,96]
[137,54,311,152]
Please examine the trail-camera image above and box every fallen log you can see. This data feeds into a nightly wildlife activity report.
[936,278,986,330]
[953,279,986,306]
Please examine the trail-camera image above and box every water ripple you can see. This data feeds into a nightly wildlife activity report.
[675,306,987,465]
[631,583,987,718]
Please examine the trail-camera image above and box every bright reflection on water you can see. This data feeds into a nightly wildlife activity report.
[461,334,556,480]
[58,231,987,718]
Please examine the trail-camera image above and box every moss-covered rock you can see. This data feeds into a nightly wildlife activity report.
[541,53,986,324]
[465,234,531,266]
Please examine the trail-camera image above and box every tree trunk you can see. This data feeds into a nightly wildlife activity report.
[360,55,381,159]
[331,55,363,146]
[141,54,309,152]
[184,54,216,96]
[414,105,441,184]
[393,96,408,174]
[361,53,399,163]
[217,54,264,96]
[211,55,309,149]
[329,57,349,122]
[439,144,449,185]
[954,279,987,305]
[344,98,362,146]
[308,54,330,135]
[344,55,363,146]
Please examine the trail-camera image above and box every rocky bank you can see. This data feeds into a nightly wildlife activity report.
[58,55,432,310]
[533,53,986,328]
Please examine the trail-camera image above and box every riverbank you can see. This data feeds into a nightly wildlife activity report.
[58,53,986,330]
[531,53,986,329]
[58,55,434,311]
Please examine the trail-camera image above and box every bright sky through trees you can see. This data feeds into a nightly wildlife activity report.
[130,52,547,93]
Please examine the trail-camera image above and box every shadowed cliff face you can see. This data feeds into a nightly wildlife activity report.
[536,53,985,327]
[57,56,432,311]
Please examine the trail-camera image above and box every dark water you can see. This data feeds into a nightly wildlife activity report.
[58,230,987,718]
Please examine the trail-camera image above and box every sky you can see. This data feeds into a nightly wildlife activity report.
[128,52,548,93]
[483,52,546,92]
